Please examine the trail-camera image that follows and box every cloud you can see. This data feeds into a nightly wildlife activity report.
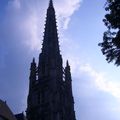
[67,55,120,101]
[80,64,120,100]
[65,56,120,120]
[60,35,120,101]
[2,0,82,50]
[55,0,82,29]
[58,33,120,102]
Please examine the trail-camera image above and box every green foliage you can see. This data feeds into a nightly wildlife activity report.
[99,0,120,66]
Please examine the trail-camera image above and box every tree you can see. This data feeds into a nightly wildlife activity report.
[98,0,120,66]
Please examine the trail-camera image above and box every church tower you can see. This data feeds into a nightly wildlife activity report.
[26,0,76,120]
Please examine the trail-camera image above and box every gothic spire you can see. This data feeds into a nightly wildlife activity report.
[42,0,60,56]
[27,1,76,120]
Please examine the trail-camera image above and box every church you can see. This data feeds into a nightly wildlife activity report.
[0,0,76,120]
[26,0,76,120]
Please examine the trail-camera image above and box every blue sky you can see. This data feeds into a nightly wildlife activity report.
[0,0,120,120]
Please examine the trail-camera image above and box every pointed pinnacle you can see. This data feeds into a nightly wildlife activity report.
[32,57,35,63]
[49,0,53,7]
[66,60,70,67]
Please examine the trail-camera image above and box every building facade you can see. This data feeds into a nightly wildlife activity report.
[26,0,76,120]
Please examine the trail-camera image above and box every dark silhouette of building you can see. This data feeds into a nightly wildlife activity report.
[0,99,17,120]
[26,0,76,120]
[15,113,27,120]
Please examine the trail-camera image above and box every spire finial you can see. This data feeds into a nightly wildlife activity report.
[49,0,53,7]
[66,60,69,67]
[32,57,35,63]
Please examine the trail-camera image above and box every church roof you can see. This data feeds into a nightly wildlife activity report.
[0,99,17,120]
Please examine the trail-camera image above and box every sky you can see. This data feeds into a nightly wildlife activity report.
[0,0,120,120]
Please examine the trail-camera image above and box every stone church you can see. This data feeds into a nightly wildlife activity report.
[26,0,76,120]
[0,0,76,120]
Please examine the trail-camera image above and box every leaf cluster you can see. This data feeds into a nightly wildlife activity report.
[99,0,120,66]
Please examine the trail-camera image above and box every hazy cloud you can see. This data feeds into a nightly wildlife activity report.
[55,0,82,29]
[80,64,120,100]
[2,0,82,50]
[67,54,120,101]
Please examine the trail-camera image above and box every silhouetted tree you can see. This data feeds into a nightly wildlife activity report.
[99,0,120,66]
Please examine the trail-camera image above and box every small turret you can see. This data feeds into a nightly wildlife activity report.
[29,58,36,90]
[64,60,75,120]
[65,60,72,83]
[32,57,35,64]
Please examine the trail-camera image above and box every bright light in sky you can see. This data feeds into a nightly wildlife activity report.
[0,0,120,120]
